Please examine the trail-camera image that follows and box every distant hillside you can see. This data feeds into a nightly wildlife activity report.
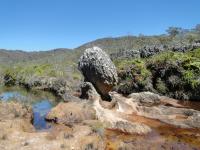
[0,48,72,64]
[73,36,163,58]
[75,36,160,52]
[0,25,200,95]
[74,32,200,58]
[1,24,200,65]
[0,36,164,64]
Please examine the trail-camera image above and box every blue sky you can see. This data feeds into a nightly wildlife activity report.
[0,0,199,51]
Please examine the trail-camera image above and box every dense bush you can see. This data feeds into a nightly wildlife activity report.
[115,48,200,100]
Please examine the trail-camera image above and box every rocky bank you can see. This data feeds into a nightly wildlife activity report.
[0,46,200,149]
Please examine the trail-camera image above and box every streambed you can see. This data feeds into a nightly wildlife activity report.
[0,86,200,149]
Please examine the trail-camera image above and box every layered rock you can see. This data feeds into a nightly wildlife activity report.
[46,102,96,126]
[114,92,200,128]
[0,102,105,150]
[1,92,200,149]
[78,47,118,100]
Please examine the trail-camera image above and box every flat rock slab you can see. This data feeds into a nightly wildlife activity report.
[113,92,200,128]
[46,102,96,126]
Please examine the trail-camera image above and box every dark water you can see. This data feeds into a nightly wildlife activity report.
[0,86,60,130]
[179,100,200,111]
[32,100,53,130]
[1,86,200,149]
[105,114,200,149]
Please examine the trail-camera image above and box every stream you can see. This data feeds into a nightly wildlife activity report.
[0,86,200,149]
[0,86,60,130]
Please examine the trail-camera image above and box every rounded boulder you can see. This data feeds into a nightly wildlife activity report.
[78,47,118,100]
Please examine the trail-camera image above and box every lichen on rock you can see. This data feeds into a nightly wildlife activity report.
[78,47,118,100]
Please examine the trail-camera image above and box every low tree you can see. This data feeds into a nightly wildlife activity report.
[194,24,200,34]
[186,34,196,43]
[166,27,182,37]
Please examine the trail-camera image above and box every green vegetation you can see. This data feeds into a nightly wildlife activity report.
[147,49,200,89]
[0,53,82,87]
[155,78,167,94]
[115,59,151,86]
[0,25,199,99]
[115,48,200,100]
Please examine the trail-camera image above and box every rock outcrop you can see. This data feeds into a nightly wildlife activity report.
[171,42,200,52]
[127,92,161,106]
[78,47,118,100]
[110,42,200,60]
[0,102,105,150]
[23,77,70,98]
[140,45,165,58]
[3,75,78,101]
[79,82,99,100]
[46,102,96,126]
[110,49,140,60]
[114,92,200,128]
[1,91,200,149]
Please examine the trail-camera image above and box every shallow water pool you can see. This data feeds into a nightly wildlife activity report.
[0,86,60,130]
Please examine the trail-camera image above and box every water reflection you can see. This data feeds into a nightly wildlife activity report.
[33,100,52,130]
[0,86,59,130]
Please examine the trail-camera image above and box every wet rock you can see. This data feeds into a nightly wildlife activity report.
[92,94,152,134]
[117,138,199,150]
[46,102,96,126]
[0,102,104,150]
[114,92,200,128]
[1,92,200,149]
[137,104,200,128]
[78,47,118,100]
